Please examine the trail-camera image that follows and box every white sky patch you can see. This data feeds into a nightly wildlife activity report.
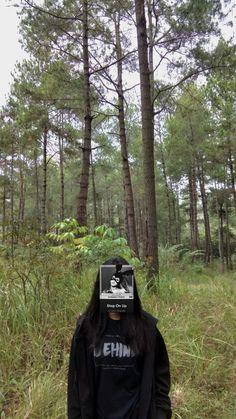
[0,0,27,105]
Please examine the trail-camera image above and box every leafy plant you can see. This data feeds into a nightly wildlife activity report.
[47,219,140,267]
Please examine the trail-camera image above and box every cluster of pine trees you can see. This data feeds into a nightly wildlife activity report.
[0,0,236,274]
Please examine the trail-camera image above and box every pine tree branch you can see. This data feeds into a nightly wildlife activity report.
[23,0,82,21]
[153,64,236,114]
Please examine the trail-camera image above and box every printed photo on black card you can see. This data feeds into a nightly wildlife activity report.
[100,265,134,312]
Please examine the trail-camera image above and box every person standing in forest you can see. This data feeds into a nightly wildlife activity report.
[68,256,172,419]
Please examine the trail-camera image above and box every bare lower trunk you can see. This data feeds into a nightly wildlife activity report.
[135,0,158,277]
[77,0,92,226]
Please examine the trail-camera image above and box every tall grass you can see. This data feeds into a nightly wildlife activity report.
[0,248,235,418]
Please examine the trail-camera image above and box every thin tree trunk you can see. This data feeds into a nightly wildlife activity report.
[34,149,40,234]
[135,0,158,278]
[169,180,178,245]
[218,202,225,271]
[197,160,212,263]
[107,196,111,226]
[228,147,236,213]
[59,112,65,220]
[160,144,172,245]
[97,198,102,226]
[10,140,14,262]
[117,204,123,237]
[147,0,154,102]
[176,187,181,244]
[191,162,199,250]
[136,199,144,253]
[42,126,48,235]
[114,12,139,256]
[2,156,7,243]
[90,151,98,226]
[188,161,199,252]
[17,156,25,240]
[225,199,233,270]
[77,0,92,226]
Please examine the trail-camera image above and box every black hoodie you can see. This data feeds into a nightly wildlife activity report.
[67,311,172,419]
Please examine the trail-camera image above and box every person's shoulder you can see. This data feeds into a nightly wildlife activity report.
[73,314,86,337]
[141,309,158,327]
[142,310,168,347]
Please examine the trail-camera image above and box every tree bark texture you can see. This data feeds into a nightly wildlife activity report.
[115,12,139,256]
[135,0,158,277]
[77,0,92,226]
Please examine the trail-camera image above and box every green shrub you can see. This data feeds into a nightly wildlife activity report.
[47,219,141,267]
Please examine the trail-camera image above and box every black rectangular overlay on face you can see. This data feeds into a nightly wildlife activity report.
[99,265,134,313]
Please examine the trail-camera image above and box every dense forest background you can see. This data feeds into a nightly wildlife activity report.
[0,0,236,272]
[0,0,236,418]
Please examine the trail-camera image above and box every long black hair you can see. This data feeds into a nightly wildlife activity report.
[83,256,152,354]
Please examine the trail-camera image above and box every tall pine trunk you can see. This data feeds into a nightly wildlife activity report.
[135,0,158,278]
[77,0,92,226]
[115,13,139,256]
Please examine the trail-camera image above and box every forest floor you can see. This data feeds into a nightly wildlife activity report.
[0,253,235,419]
